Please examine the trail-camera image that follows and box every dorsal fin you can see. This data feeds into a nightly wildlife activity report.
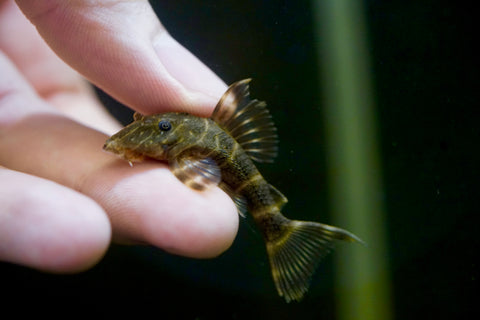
[211,79,278,163]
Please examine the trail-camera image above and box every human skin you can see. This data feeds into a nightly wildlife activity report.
[0,0,238,272]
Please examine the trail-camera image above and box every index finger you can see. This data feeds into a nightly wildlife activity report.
[15,0,227,117]
[0,51,238,259]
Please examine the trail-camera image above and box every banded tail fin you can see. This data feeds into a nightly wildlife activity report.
[265,219,363,302]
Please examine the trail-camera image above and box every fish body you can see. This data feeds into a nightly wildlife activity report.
[104,79,362,302]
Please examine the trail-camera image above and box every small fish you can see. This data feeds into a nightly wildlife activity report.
[104,79,363,302]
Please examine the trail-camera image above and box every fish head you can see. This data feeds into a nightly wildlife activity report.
[103,112,189,162]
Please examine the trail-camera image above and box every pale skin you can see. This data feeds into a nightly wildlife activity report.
[0,0,238,272]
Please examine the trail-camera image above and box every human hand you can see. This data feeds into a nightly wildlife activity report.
[0,0,238,272]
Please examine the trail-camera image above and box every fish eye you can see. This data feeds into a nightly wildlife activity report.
[158,120,172,131]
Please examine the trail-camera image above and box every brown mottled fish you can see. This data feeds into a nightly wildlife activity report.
[103,79,363,302]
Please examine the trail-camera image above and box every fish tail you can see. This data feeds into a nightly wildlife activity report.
[264,217,363,302]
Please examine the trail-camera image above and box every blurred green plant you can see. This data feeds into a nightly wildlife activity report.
[313,1,393,319]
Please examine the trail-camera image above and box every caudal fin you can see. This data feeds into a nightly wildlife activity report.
[265,219,363,303]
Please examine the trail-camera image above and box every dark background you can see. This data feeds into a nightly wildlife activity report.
[2,1,478,319]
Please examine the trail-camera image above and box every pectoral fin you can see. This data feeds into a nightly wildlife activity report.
[170,156,221,191]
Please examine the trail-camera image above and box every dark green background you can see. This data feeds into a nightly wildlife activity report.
[2,1,477,319]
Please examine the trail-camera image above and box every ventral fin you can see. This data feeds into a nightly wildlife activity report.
[170,155,221,191]
[211,79,278,163]
[219,182,247,217]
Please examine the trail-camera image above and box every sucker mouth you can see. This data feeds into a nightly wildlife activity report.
[103,139,115,152]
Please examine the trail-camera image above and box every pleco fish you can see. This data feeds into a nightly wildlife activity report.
[104,79,363,302]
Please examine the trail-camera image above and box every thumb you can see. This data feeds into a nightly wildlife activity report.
[15,0,227,116]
